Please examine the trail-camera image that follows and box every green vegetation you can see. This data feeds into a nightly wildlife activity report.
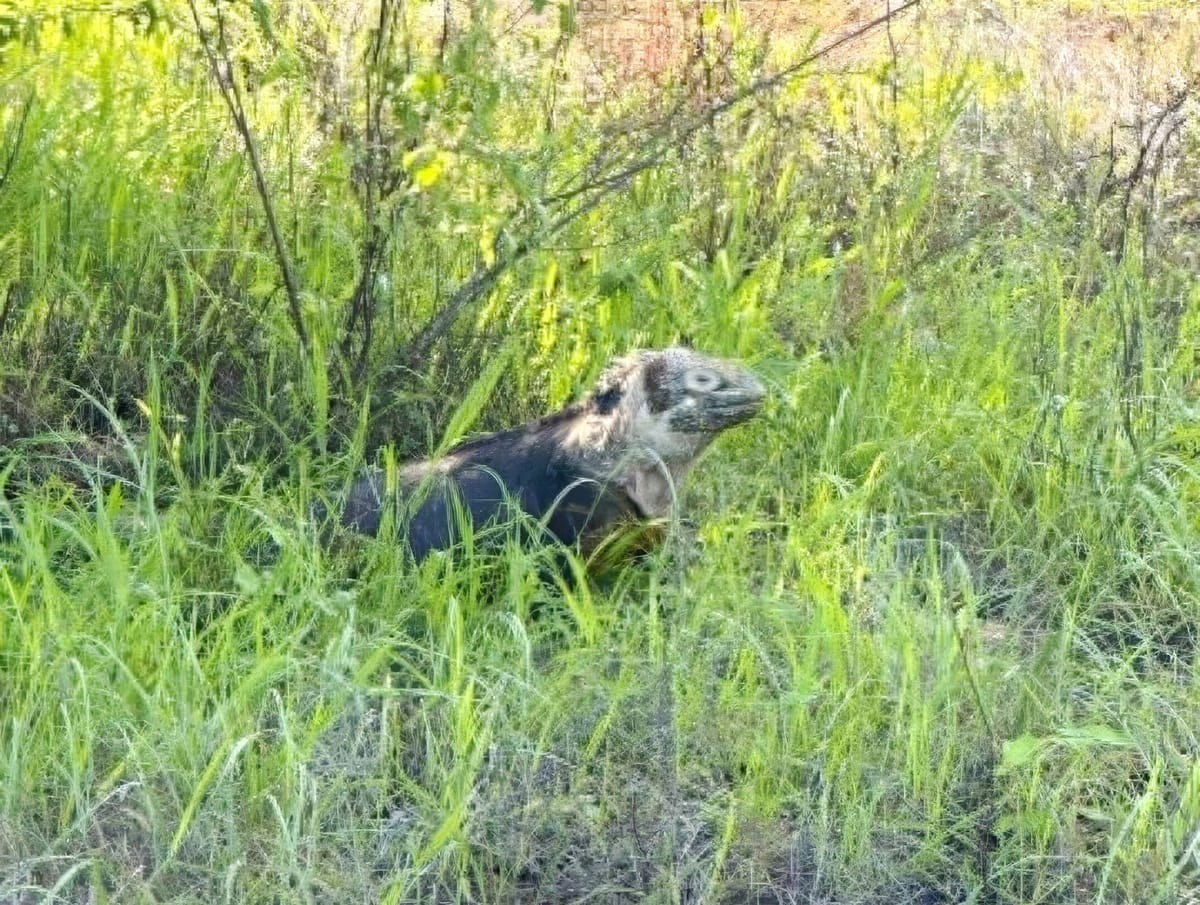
[2,1,1200,902]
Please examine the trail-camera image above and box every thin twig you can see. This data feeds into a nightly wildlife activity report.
[886,0,901,179]
[405,0,925,365]
[0,92,34,197]
[186,0,310,357]
[342,0,399,382]
[406,184,618,368]
[1115,76,1196,265]
[547,0,924,206]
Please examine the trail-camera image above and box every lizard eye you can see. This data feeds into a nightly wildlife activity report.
[684,368,721,393]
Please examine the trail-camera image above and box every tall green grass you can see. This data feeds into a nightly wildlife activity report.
[3,1,1200,903]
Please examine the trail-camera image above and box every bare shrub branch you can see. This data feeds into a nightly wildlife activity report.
[0,91,33,198]
[404,0,925,367]
[186,0,310,357]
[340,0,403,383]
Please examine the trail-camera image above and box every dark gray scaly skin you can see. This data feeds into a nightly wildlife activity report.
[339,347,765,561]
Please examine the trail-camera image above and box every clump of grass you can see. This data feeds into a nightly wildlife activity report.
[4,2,1200,904]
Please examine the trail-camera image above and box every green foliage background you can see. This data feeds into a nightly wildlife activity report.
[2,1,1200,902]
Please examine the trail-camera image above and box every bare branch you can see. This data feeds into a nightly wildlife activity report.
[186,0,310,357]
[341,0,401,383]
[0,92,34,197]
[1115,73,1197,265]
[405,183,619,369]
[548,0,924,207]
[404,0,925,365]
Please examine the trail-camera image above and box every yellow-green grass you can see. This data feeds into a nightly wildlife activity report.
[2,2,1200,902]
